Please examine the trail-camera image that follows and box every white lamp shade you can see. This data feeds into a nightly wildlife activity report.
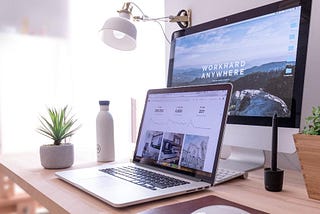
[100,16,137,51]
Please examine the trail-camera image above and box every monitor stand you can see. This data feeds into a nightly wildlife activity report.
[219,146,265,172]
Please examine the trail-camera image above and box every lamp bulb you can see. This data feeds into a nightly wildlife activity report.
[112,30,126,39]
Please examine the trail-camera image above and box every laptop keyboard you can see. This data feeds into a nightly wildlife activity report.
[214,168,245,185]
[99,166,190,190]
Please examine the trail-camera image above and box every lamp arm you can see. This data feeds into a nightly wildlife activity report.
[125,2,191,29]
[134,15,173,22]
[126,2,149,19]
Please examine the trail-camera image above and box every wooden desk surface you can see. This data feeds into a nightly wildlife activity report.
[1,152,320,214]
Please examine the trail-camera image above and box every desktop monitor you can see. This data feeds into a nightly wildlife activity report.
[167,0,312,171]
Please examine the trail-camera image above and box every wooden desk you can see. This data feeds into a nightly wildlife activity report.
[1,153,320,214]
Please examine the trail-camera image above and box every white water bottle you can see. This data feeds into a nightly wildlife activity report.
[96,100,115,162]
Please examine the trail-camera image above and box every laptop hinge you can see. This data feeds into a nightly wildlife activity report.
[134,162,203,182]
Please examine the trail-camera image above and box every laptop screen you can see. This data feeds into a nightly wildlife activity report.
[133,84,232,183]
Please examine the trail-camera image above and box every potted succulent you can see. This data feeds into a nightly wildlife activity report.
[293,106,320,200]
[37,106,80,169]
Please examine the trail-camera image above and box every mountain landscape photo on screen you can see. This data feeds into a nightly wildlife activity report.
[171,7,301,118]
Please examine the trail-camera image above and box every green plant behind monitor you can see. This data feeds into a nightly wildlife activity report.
[302,106,320,135]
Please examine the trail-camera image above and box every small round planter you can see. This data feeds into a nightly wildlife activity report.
[40,143,74,169]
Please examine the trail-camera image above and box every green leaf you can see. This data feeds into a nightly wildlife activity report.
[36,106,81,145]
[303,106,320,135]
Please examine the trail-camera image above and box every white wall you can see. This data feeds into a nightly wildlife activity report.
[301,0,320,125]
[0,0,166,159]
[68,0,166,160]
[0,34,70,154]
[164,0,320,169]
[0,0,69,154]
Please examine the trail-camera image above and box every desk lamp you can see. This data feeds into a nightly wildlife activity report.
[100,2,191,51]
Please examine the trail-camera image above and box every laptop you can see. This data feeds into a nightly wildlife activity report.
[56,83,232,207]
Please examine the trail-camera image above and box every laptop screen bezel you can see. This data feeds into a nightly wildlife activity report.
[132,83,232,184]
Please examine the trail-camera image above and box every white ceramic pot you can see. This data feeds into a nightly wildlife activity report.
[40,143,74,169]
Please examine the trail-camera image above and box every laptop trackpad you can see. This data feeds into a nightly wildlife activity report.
[80,176,151,205]
[82,175,127,189]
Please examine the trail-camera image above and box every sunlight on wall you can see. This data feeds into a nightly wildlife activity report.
[0,0,166,159]
[68,0,166,160]
[0,34,71,153]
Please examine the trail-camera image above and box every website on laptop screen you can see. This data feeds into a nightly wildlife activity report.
[134,89,228,177]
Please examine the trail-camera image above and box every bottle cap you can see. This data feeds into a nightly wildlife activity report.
[99,100,110,106]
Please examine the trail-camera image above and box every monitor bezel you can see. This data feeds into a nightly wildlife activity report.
[167,0,312,128]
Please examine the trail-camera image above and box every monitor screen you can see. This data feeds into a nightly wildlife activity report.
[167,0,311,128]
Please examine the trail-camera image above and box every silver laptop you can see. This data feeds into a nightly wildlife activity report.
[56,84,232,207]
